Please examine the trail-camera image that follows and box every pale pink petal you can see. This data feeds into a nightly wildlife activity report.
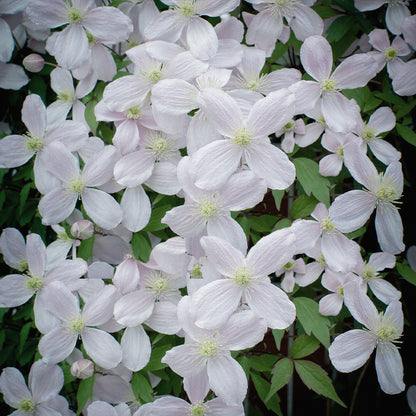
[112,120,140,156]
[26,234,46,278]
[300,35,333,82]
[145,301,181,334]
[29,361,63,402]
[25,0,68,28]
[295,262,324,286]
[22,94,46,138]
[368,28,390,51]
[261,68,301,94]
[82,6,133,43]
[245,141,296,190]
[319,293,343,316]
[121,325,151,372]
[145,162,181,195]
[82,285,117,326]
[221,310,267,350]
[375,205,404,254]
[368,252,396,271]
[207,355,247,405]
[0,135,34,168]
[0,228,26,270]
[0,62,29,91]
[0,368,31,408]
[288,80,321,114]
[332,53,378,89]
[121,186,151,232]
[192,279,243,329]
[81,188,122,230]
[245,279,296,329]
[319,154,342,177]
[166,51,209,81]
[39,327,78,364]
[82,146,118,187]
[328,329,376,372]
[144,11,184,42]
[192,140,243,190]
[114,290,154,327]
[368,140,401,165]
[329,190,376,233]
[38,188,78,226]
[368,279,401,304]
[50,67,74,95]
[162,204,206,238]
[162,344,207,377]
[375,342,405,394]
[200,235,246,274]
[321,92,359,133]
[184,372,210,404]
[82,327,122,369]
[386,3,410,35]
[248,89,295,136]
[290,4,323,41]
[0,274,34,307]
[53,24,89,70]
[187,17,218,60]
[114,151,154,188]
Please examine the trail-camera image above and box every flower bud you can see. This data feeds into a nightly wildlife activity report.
[70,359,94,379]
[22,54,44,73]
[71,220,94,239]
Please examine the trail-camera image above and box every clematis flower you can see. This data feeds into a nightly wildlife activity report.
[329,280,405,394]
[0,360,69,416]
[162,296,267,405]
[190,87,296,190]
[38,141,122,230]
[289,35,378,132]
[329,142,405,254]
[190,229,297,330]
[38,281,122,369]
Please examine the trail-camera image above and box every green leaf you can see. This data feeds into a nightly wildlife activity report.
[266,358,294,401]
[251,372,283,416]
[85,100,98,135]
[293,158,330,206]
[248,215,278,232]
[272,329,285,350]
[290,334,320,359]
[397,263,416,286]
[236,355,250,378]
[131,232,152,262]
[289,194,318,219]
[77,376,95,415]
[143,205,170,232]
[273,218,292,231]
[343,87,382,113]
[18,322,32,355]
[18,183,32,215]
[374,91,405,106]
[249,354,278,372]
[77,235,95,262]
[326,15,356,43]
[272,189,285,211]
[396,123,416,146]
[294,360,346,407]
[131,373,154,403]
[143,344,171,372]
[293,297,330,348]
[313,5,340,18]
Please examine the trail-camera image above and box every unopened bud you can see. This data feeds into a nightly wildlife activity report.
[22,54,44,73]
[70,220,94,239]
[70,359,94,379]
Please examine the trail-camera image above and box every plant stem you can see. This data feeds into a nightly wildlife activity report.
[348,361,370,416]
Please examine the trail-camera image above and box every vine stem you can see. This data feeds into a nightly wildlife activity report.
[348,360,370,416]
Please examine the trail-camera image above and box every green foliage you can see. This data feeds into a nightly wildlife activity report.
[131,372,154,403]
[397,263,416,286]
[289,194,318,219]
[266,358,294,401]
[131,232,153,262]
[293,297,331,348]
[251,371,283,416]
[289,334,320,359]
[293,158,331,206]
[294,360,346,407]
[76,376,95,415]
[396,123,416,146]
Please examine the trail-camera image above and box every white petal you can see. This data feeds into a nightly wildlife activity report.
[121,186,151,232]
[121,326,151,372]
[375,342,405,394]
[187,17,218,60]
[375,205,404,254]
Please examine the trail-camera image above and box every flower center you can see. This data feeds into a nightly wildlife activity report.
[362,264,377,281]
[246,78,260,91]
[321,217,335,232]
[283,121,295,132]
[337,286,344,298]
[233,128,252,147]
[58,230,73,243]
[375,323,399,343]
[199,201,217,219]
[153,278,168,293]
[233,267,252,286]
[362,125,376,141]
[384,47,398,61]
[147,68,163,83]
[336,146,344,159]
[376,185,398,202]
[191,403,207,416]
[199,339,217,358]
[69,317,85,333]
[283,260,295,271]
[19,398,35,412]
[26,275,43,291]
[125,107,141,119]
[57,91,75,103]
[17,259,29,272]
[177,1,195,17]
[191,264,203,278]
[69,177,85,194]
[321,78,336,92]
[67,7,83,23]
[26,134,43,152]
[318,254,327,265]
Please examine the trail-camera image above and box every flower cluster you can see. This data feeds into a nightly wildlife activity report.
[0,0,415,415]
